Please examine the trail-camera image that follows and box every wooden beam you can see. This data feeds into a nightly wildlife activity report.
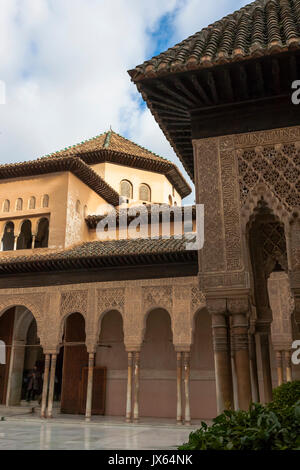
[157,80,195,107]
[142,84,187,110]
[174,78,199,105]
[222,68,234,102]
[255,62,265,97]
[237,65,249,100]
[272,59,281,94]
[207,72,218,104]
[190,74,211,105]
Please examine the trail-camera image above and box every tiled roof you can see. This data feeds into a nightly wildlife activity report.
[44,130,167,163]
[0,156,121,207]
[0,236,197,273]
[1,131,191,199]
[129,0,300,81]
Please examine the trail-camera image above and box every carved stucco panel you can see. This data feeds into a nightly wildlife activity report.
[194,139,225,273]
[60,290,88,317]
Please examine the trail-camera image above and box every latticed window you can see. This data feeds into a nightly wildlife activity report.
[42,194,49,208]
[16,198,23,211]
[120,180,133,199]
[139,184,151,202]
[3,199,10,213]
[76,200,81,214]
[29,196,36,209]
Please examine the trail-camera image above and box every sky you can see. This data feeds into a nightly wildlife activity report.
[0,0,251,204]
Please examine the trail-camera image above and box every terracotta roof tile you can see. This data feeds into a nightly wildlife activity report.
[129,0,300,81]
[0,236,197,273]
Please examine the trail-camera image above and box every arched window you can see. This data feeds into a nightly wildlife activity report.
[139,184,151,202]
[29,196,36,210]
[34,218,49,249]
[16,198,23,211]
[3,199,10,213]
[76,200,81,214]
[168,195,173,206]
[42,194,49,208]
[120,180,133,200]
[84,205,88,218]
[2,222,15,251]
[17,220,32,250]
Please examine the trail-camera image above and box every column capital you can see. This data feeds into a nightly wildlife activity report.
[206,298,226,316]
[227,297,249,316]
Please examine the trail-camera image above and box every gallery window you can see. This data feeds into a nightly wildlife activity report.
[139,184,151,202]
[120,180,133,200]
[16,198,23,211]
[3,199,10,213]
[29,196,36,209]
[42,194,49,208]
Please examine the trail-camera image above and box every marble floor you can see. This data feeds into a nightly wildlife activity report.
[0,420,196,450]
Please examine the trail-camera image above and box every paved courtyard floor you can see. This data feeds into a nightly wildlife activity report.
[0,419,196,450]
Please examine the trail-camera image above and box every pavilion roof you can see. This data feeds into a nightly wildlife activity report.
[129,0,300,82]
[0,130,191,199]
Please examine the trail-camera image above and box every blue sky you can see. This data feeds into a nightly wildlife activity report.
[0,0,251,204]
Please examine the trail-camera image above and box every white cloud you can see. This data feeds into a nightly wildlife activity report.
[0,0,250,204]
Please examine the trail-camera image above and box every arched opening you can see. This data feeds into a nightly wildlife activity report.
[96,310,127,416]
[29,196,36,210]
[248,200,290,402]
[120,180,133,200]
[34,218,49,248]
[16,198,23,211]
[190,308,216,420]
[2,222,15,251]
[0,306,44,407]
[42,194,49,208]
[140,309,176,418]
[60,313,88,415]
[168,195,173,206]
[17,220,32,250]
[3,199,10,213]
[139,184,151,202]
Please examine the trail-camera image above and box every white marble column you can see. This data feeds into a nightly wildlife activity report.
[176,352,182,425]
[85,352,95,422]
[276,351,283,386]
[183,352,191,425]
[47,354,57,419]
[40,354,50,418]
[133,352,140,423]
[284,350,292,382]
[126,352,133,423]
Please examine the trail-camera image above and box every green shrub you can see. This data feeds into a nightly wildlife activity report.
[271,381,300,410]
[179,401,300,451]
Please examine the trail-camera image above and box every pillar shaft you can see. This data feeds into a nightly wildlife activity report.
[259,333,273,403]
[249,333,260,403]
[85,353,95,421]
[276,351,283,386]
[183,352,191,425]
[126,352,133,423]
[284,351,292,383]
[212,313,234,414]
[40,354,50,418]
[176,352,182,424]
[231,314,252,410]
[133,352,140,423]
[47,354,57,418]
